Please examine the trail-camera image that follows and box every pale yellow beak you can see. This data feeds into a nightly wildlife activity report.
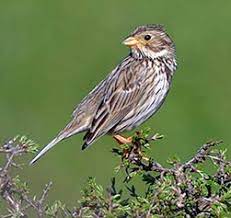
[122,36,139,47]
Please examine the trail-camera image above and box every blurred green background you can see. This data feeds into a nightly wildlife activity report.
[0,0,231,207]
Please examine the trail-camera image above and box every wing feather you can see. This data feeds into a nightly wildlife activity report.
[83,59,145,146]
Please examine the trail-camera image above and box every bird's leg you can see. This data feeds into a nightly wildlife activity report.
[113,134,132,145]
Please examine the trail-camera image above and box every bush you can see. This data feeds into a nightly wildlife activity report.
[0,130,230,217]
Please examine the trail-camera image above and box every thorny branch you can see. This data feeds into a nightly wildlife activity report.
[0,136,54,218]
[0,131,230,217]
[112,130,231,217]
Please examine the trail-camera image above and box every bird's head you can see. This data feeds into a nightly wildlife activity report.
[123,24,175,60]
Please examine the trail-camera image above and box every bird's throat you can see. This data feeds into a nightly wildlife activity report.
[131,47,173,61]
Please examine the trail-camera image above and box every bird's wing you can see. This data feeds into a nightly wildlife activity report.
[82,58,146,147]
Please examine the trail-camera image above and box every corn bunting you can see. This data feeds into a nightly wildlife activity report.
[30,24,177,164]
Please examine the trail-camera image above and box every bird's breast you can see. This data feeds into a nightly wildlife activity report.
[112,59,172,133]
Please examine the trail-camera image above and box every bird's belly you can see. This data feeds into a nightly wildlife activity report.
[113,76,170,133]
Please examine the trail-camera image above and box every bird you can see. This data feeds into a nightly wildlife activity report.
[30,24,177,165]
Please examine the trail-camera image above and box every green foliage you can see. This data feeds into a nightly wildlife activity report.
[60,131,231,217]
[0,131,230,217]
[45,201,66,217]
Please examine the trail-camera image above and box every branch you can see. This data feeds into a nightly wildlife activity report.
[0,131,230,217]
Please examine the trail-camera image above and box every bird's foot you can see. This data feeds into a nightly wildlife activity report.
[113,134,132,145]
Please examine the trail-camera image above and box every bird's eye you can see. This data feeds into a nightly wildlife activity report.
[144,34,151,41]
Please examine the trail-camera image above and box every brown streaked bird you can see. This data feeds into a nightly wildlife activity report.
[30,24,177,165]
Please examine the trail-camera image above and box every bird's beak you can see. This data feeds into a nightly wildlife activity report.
[122,36,139,47]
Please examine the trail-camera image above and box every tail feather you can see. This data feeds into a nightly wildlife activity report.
[29,119,90,165]
[29,136,64,165]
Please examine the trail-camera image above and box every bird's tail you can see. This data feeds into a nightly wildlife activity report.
[29,136,64,165]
